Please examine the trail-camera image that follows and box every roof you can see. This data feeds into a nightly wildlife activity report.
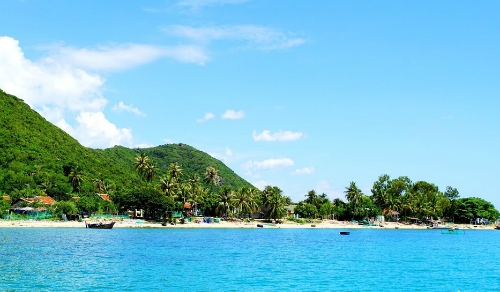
[97,194,111,202]
[383,209,399,215]
[35,196,56,205]
[184,202,192,209]
[72,197,80,202]
[2,196,10,201]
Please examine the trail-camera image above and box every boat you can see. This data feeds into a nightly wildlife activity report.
[86,221,115,229]
[440,229,464,235]
[257,224,263,228]
[495,225,500,230]
[339,231,350,235]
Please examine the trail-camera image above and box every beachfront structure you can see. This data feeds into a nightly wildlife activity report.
[96,193,111,202]
[11,196,56,209]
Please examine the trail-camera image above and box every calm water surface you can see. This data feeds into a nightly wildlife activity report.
[1,227,499,291]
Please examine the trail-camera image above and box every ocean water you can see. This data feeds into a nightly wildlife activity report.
[1,227,499,291]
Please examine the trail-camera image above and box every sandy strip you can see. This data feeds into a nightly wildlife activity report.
[0,219,495,230]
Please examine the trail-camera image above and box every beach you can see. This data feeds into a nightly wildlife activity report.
[0,218,495,230]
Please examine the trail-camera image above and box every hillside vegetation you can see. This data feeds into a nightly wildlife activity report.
[0,89,253,205]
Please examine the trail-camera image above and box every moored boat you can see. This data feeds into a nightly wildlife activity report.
[86,221,115,229]
[339,231,350,235]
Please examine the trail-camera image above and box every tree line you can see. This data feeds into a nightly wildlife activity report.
[1,154,498,224]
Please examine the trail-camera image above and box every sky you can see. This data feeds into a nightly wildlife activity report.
[1,0,499,207]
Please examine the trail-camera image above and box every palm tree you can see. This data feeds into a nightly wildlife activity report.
[135,153,150,179]
[204,166,220,188]
[190,184,207,216]
[178,182,192,206]
[168,163,183,181]
[234,187,258,219]
[159,175,178,200]
[143,163,158,184]
[93,178,104,193]
[68,167,84,193]
[261,185,274,207]
[344,181,364,217]
[265,188,286,221]
[305,189,318,206]
[216,186,234,218]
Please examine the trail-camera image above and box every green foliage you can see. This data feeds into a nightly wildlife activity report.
[50,201,78,218]
[0,89,253,217]
[294,203,318,219]
[455,197,499,223]
[0,199,10,215]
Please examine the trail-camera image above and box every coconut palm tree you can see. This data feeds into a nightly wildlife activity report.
[305,189,318,206]
[234,187,258,219]
[265,188,286,221]
[178,182,192,206]
[68,167,84,194]
[190,184,207,216]
[135,153,150,178]
[344,181,363,217]
[168,163,183,181]
[159,175,177,200]
[143,163,158,184]
[93,178,104,193]
[216,186,234,218]
[204,166,220,187]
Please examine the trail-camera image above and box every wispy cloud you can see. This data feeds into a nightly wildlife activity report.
[0,36,137,149]
[42,43,208,71]
[178,0,248,9]
[222,109,245,119]
[292,167,315,175]
[209,146,234,163]
[253,130,303,142]
[162,25,305,51]
[252,180,268,190]
[243,157,294,171]
[112,101,145,116]
[197,112,215,122]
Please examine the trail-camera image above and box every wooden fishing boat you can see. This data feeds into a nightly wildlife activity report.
[339,231,350,235]
[86,221,115,229]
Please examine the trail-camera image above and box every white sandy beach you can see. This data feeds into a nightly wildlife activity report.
[0,219,495,230]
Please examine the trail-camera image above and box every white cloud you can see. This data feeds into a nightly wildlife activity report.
[42,43,208,71]
[112,101,145,116]
[197,112,215,122]
[0,36,106,113]
[243,157,294,171]
[225,146,233,157]
[292,167,315,175]
[134,143,156,148]
[178,0,247,6]
[163,25,305,51]
[253,130,303,142]
[209,146,234,163]
[315,180,343,200]
[252,180,268,190]
[57,112,133,149]
[222,109,245,119]
[0,36,135,148]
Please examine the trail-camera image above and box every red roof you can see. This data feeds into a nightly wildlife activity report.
[35,196,56,205]
[2,196,10,201]
[98,194,111,202]
[183,202,192,209]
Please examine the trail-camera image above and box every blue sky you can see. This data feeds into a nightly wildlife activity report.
[1,0,499,207]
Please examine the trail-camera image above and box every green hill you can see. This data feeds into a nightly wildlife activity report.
[0,89,253,203]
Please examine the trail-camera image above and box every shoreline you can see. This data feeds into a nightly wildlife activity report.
[0,219,496,230]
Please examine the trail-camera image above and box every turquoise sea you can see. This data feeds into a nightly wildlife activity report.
[1,227,499,291]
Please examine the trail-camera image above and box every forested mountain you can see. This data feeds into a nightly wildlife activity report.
[0,89,253,203]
